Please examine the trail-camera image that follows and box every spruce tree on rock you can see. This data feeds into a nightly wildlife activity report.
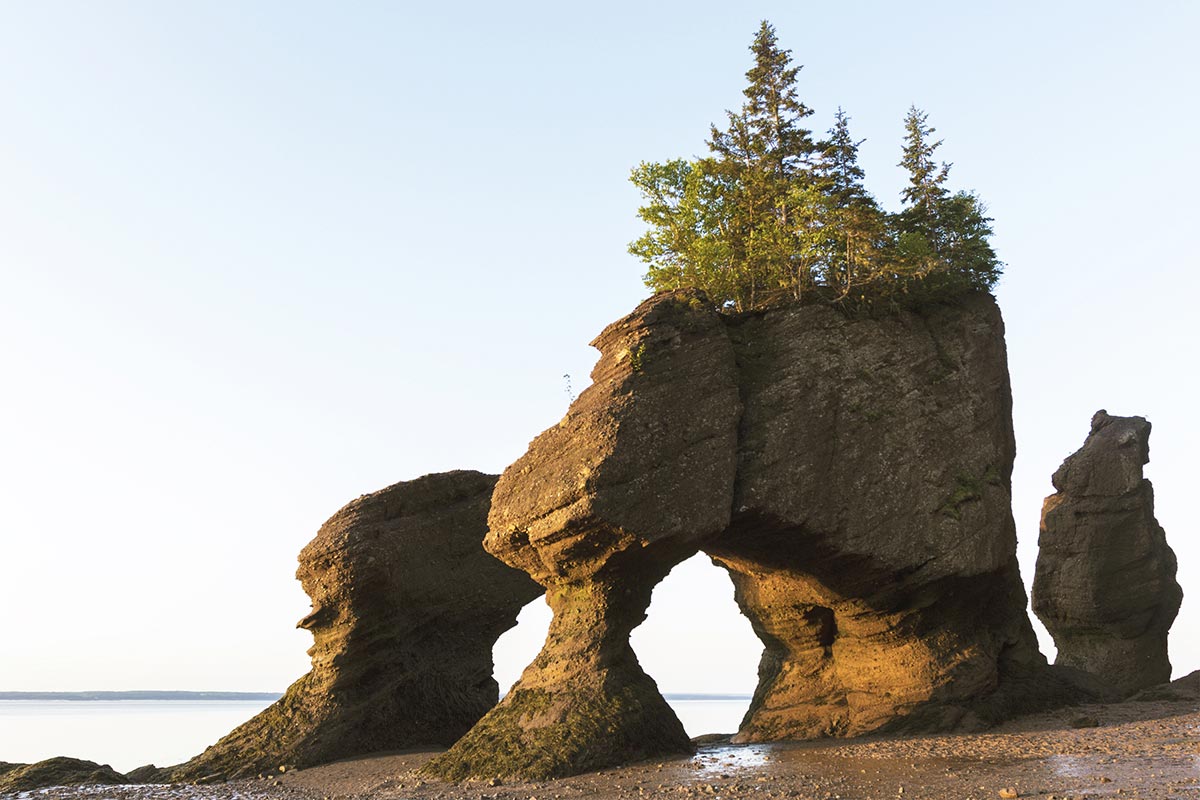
[817,108,888,302]
[896,107,1000,296]
[897,105,951,265]
[628,23,1002,313]
[706,20,819,307]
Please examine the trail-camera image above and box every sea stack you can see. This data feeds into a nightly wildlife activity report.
[173,470,542,780]
[430,290,1062,781]
[1033,410,1182,696]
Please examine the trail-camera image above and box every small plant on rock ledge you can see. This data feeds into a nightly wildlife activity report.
[629,343,647,373]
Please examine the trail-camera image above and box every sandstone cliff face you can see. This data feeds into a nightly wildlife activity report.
[710,294,1044,740]
[430,291,1056,781]
[174,471,541,780]
[1033,411,1182,696]
[425,290,743,781]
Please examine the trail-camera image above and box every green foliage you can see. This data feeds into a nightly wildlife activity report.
[937,471,987,520]
[629,22,1002,313]
[628,343,646,373]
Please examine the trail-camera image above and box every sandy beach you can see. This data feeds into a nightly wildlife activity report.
[9,693,1196,800]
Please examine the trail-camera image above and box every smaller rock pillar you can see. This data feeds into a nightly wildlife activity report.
[172,471,542,780]
[1033,410,1182,696]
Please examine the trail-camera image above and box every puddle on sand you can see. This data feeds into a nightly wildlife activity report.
[1047,755,1092,779]
[691,744,773,776]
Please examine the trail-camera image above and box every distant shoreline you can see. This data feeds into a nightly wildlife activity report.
[0,691,282,701]
[1,691,748,702]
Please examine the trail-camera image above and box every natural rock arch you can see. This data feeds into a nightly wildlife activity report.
[425,293,741,781]
[425,290,1069,781]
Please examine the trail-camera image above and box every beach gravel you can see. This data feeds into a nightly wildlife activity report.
[11,695,1195,800]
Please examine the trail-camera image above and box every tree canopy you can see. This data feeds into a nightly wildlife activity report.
[629,21,1001,313]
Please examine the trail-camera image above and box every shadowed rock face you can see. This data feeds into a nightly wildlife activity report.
[1033,411,1182,697]
[424,290,743,781]
[709,294,1046,740]
[430,291,1065,781]
[173,471,542,780]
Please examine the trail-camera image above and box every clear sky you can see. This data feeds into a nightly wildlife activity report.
[1,1,1196,697]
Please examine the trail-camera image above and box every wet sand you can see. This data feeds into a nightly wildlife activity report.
[10,697,1198,800]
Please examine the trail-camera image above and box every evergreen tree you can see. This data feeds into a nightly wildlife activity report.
[898,106,950,225]
[895,107,1000,296]
[705,20,819,307]
[739,21,817,184]
[822,108,869,205]
[937,190,1001,290]
[816,109,888,303]
[895,106,951,279]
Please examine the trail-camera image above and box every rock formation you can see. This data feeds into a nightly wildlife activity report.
[425,290,743,781]
[173,470,542,780]
[1132,669,1199,702]
[709,294,1045,739]
[0,758,127,792]
[429,290,1059,781]
[1033,411,1182,696]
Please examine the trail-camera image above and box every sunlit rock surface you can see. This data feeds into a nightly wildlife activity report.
[710,294,1048,740]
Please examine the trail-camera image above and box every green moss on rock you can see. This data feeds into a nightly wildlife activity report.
[937,472,984,519]
[423,681,691,781]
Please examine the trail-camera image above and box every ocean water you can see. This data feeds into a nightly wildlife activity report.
[0,700,275,774]
[0,697,750,774]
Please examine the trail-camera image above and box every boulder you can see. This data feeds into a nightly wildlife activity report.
[424,290,743,780]
[1132,669,1199,702]
[123,764,166,783]
[173,470,542,780]
[709,293,1047,739]
[0,757,127,792]
[1033,411,1182,696]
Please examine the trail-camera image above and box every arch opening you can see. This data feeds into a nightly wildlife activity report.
[491,594,552,697]
[630,552,761,738]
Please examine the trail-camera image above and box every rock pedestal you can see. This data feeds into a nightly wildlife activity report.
[173,471,541,780]
[1033,411,1182,696]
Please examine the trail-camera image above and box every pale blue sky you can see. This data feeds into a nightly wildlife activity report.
[1,1,1196,698]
